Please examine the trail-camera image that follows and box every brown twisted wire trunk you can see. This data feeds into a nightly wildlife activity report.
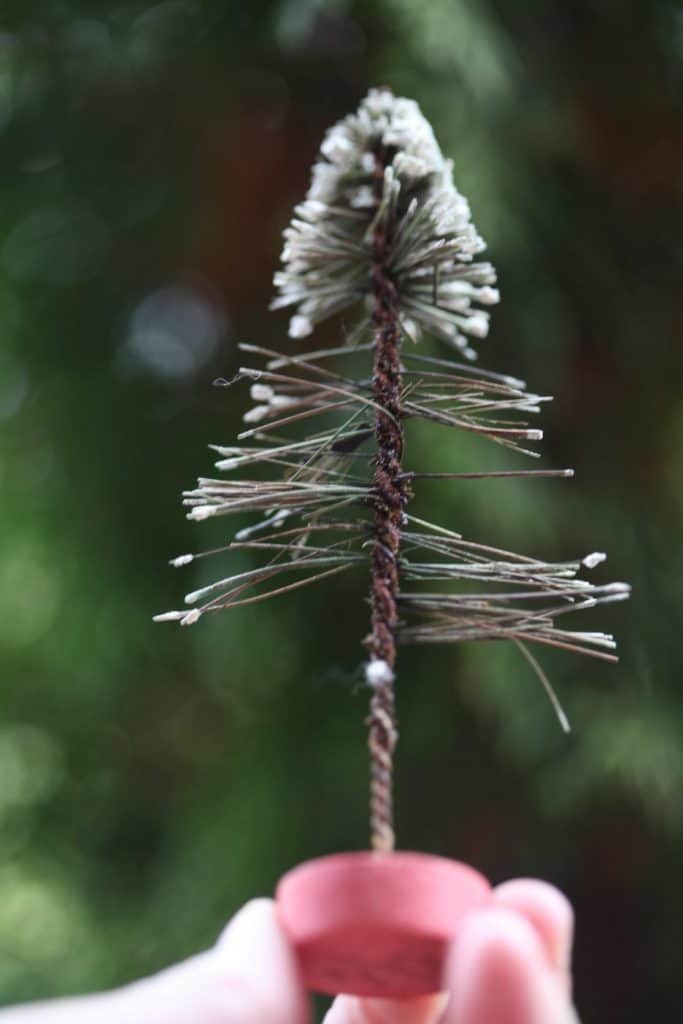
[365,148,410,852]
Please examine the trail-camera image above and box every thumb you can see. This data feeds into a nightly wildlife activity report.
[0,899,309,1024]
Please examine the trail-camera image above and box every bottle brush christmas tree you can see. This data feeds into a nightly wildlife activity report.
[155,89,629,998]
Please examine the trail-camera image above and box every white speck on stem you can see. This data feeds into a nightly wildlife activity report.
[365,659,395,688]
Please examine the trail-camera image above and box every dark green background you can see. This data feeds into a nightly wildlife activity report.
[0,1,680,1020]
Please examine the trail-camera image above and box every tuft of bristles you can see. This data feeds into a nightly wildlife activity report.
[155,89,630,850]
[271,88,499,359]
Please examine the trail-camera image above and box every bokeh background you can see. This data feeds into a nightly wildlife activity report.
[0,0,681,1020]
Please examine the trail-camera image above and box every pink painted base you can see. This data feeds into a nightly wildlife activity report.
[276,851,491,998]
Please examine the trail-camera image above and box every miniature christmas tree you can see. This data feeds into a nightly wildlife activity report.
[155,88,629,997]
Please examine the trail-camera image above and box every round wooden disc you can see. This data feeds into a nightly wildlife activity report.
[276,851,491,998]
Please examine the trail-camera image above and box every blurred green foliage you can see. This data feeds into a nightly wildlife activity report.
[0,0,681,1020]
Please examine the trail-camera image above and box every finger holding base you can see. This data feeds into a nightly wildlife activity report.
[324,880,577,1024]
[442,906,577,1024]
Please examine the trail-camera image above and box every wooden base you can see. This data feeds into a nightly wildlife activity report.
[276,851,491,998]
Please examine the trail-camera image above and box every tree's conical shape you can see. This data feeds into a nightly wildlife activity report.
[272,88,498,359]
[156,89,630,850]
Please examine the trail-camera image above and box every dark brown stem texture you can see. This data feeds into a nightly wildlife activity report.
[365,147,410,852]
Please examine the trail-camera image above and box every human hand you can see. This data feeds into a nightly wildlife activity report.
[325,879,579,1024]
[0,879,578,1024]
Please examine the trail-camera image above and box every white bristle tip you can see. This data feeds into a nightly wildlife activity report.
[170,554,194,568]
[250,383,274,401]
[187,507,215,521]
[243,405,270,424]
[180,609,201,626]
[289,315,313,339]
[153,611,186,622]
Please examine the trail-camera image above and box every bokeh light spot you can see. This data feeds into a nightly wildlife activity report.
[2,204,110,286]
[0,726,64,817]
[118,285,227,379]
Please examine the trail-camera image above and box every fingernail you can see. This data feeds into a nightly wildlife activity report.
[360,992,449,1024]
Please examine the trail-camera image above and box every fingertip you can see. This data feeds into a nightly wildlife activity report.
[216,897,277,948]
[443,907,554,1024]
[455,906,549,976]
[212,897,309,1023]
[494,879,574,976]
[322,995,360,1024]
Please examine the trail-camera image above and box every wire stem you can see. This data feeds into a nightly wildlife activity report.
[365,136,410,853]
